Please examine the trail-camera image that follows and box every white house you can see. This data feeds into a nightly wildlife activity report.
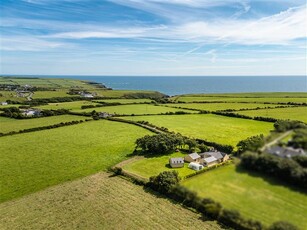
[169,157,184,168]
[0,102,8,106]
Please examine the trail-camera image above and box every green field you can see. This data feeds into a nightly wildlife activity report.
[0,115,88,134]
[94,98,153,104]
[34,101,99,110]
[32,89,80,99]
[237,106,307,123]
[122,152,196,179]
[75,104,196,115]
[0,120,151,202]
[0,172,221,230]
[180,92,307,98]
[122,114,273,146]
[182,164,307,229]
[165,103,283,111]
[174,96,307,103]
[0,77,97,89]
[0,91,25,102]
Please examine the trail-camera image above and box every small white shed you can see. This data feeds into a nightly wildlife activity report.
[188,162,204,171]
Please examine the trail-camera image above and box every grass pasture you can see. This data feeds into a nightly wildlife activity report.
[0,120,151,202]
[94,98,153,104]
[174,96,307,104]
[75,104,196,115]
[237,106,307,123]
[165,103,284,111]
[34,101,99,110]
[182,164,307,229]
[0,77,96,89]
[0,115,88,134]
[122,152,196,179]
[122,114,273,146]
[0,172,221,230]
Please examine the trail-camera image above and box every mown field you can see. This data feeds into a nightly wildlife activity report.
[0,172,222,230]
[122,114,273,146]
[34,101,99,110]
[0,115,89,134]
[236,106,307,123]
[75,104,196,115]
[165,103,284,111]
[182,164,307,229]
[0,120,151,202]
[122,152,195,179]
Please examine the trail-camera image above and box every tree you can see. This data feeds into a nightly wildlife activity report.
[236,135,264,155]
[185,138,197,152]
[149,171,180,194]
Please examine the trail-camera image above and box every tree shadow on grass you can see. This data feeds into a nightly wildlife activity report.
[235,165,307,194]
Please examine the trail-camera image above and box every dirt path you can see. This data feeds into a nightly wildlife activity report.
[261,130,292,151]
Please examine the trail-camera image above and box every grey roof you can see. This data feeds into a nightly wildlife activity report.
[200,151,225,160]
[188,152,201,160]
[170,157,184,164]
[204,156,218,163]
[266,146,306,158]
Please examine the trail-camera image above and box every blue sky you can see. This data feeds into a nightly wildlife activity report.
[0,0,306,76]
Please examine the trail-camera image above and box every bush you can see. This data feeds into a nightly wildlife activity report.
[236,135,264,155]
[268,221,299,230]
[149,171,180,194]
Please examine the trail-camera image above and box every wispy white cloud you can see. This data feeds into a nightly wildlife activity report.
[0,36,68,51]
[46,5,306,46]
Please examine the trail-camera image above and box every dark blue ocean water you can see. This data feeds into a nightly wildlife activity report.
[6,75,307,96]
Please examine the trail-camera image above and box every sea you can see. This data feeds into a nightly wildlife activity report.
[5,75,307,96]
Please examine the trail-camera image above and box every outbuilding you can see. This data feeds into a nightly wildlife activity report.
[169,157,184,168]
[188,162,204,171]
[184,152,201,163]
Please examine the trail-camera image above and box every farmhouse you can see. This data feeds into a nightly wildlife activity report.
[169,157,184,168]
[265,146,306,158]
[0,102,8,105]
[200,151,229,163]
[184,152,201,163]
[188,162,204,171]
[203,156,218,167]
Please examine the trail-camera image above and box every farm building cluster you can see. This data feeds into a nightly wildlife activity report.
[169,151,229,171]
[265,146,306,158]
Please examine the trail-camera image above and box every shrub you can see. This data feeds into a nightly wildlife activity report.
[268,221,299,230]
[149,171,180,194]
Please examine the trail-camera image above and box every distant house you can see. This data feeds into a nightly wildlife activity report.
[184,152,201,163]
[22,109,41,116]
[0,102,8,106]
[265,146,306,158]
[169,157,184,168]
[203,156,218,167]
[188,162,204,171]
[200,151,229,163]
[98,112,113,118]
[80,92,94,98]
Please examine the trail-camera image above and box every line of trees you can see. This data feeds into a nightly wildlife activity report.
[240,152,307,189]
[0,120,88,137]
[147,171,298,230]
